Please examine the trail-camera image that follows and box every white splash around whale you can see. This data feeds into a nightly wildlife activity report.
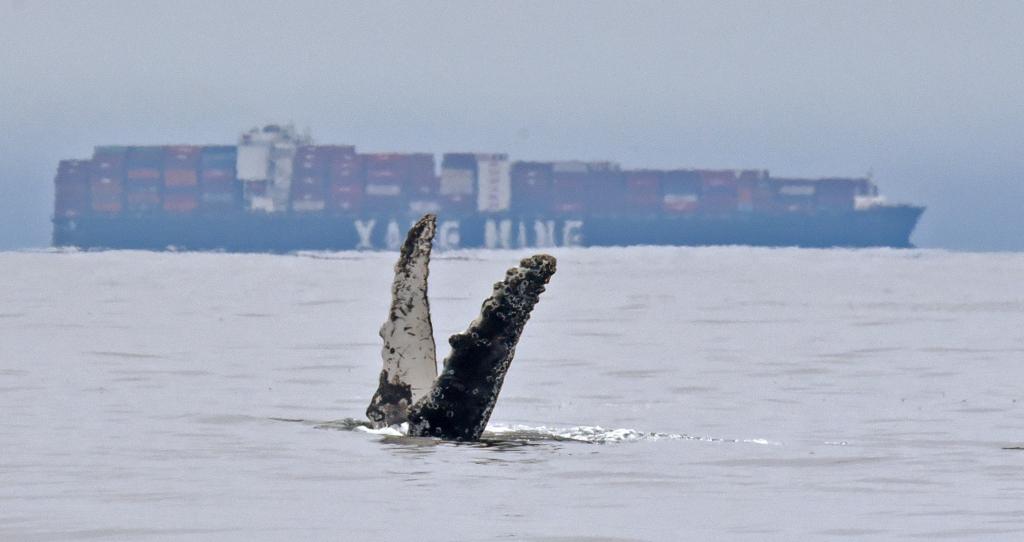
[333,418,780,445]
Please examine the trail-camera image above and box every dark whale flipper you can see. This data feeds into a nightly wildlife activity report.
[407,254,557,441]
[366,214,439,428]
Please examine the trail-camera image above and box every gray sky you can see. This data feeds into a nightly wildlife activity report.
[1,1,1021,250]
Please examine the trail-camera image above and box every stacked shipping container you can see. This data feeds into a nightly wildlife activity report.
[291,145,330,212]
[124,147,163,213]
[698,170,739,215]
[407,153,439,214]
[163,146,200,213]
[476,154,511,214]
[90,147,126,214]
[53,140,872,221]
[363,153,409,214]
[510,162,552,216]
[662,170,701,214]
[53,160,91,218]
[550,162,587,216]
[440,153,477,216]
[199,147,238,211]
[328,147,361,212]
[624,170,662,215]
[586,164,624,217]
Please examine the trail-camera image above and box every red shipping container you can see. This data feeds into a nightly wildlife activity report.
[364,154,404,185]
[91,149,127,213]
[90,177,123,214]
[362,153,410,213]
[328,157,363,215]
[550,161,587,215]
[201,168,234,183]
[164,145,201,167]
[699,169,739,188]
[624,170,662,214]
[699,170,739,214]
[125,183,161,212]
[163,146,200,188]
[294,145,331,177]
[163,190,199,213]
[125,170,160,183]
[329,183,363,213]
[164,169,198,188]
[551,171,586,215]
[126,146,163,183]
[662,170,701,214]
[292,147,340,194]
[364,154,409,188]
[328,149,360,182]
[90,194,122,214]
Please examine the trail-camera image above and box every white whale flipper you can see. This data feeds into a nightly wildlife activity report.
[365,214,439,428]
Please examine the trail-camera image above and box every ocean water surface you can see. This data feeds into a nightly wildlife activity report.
[2,247,1023,540]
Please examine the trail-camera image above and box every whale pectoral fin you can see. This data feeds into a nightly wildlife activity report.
[407,254,557,441]
[366,214,439,428]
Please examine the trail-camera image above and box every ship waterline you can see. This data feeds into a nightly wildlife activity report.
[53,205,923,252]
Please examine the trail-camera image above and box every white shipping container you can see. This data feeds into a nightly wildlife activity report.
[664,194,699,206]
[249,195,276,212]
[409,199,442,214]
[440,169,474,196]
[476,156,511,213]
[237,144,271,181]
[366,183,401,197]
[292,199,326,212]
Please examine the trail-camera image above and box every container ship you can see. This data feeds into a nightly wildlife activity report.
[52,124,924,252]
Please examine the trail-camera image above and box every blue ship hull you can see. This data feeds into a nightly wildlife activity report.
[52,205,924,252]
